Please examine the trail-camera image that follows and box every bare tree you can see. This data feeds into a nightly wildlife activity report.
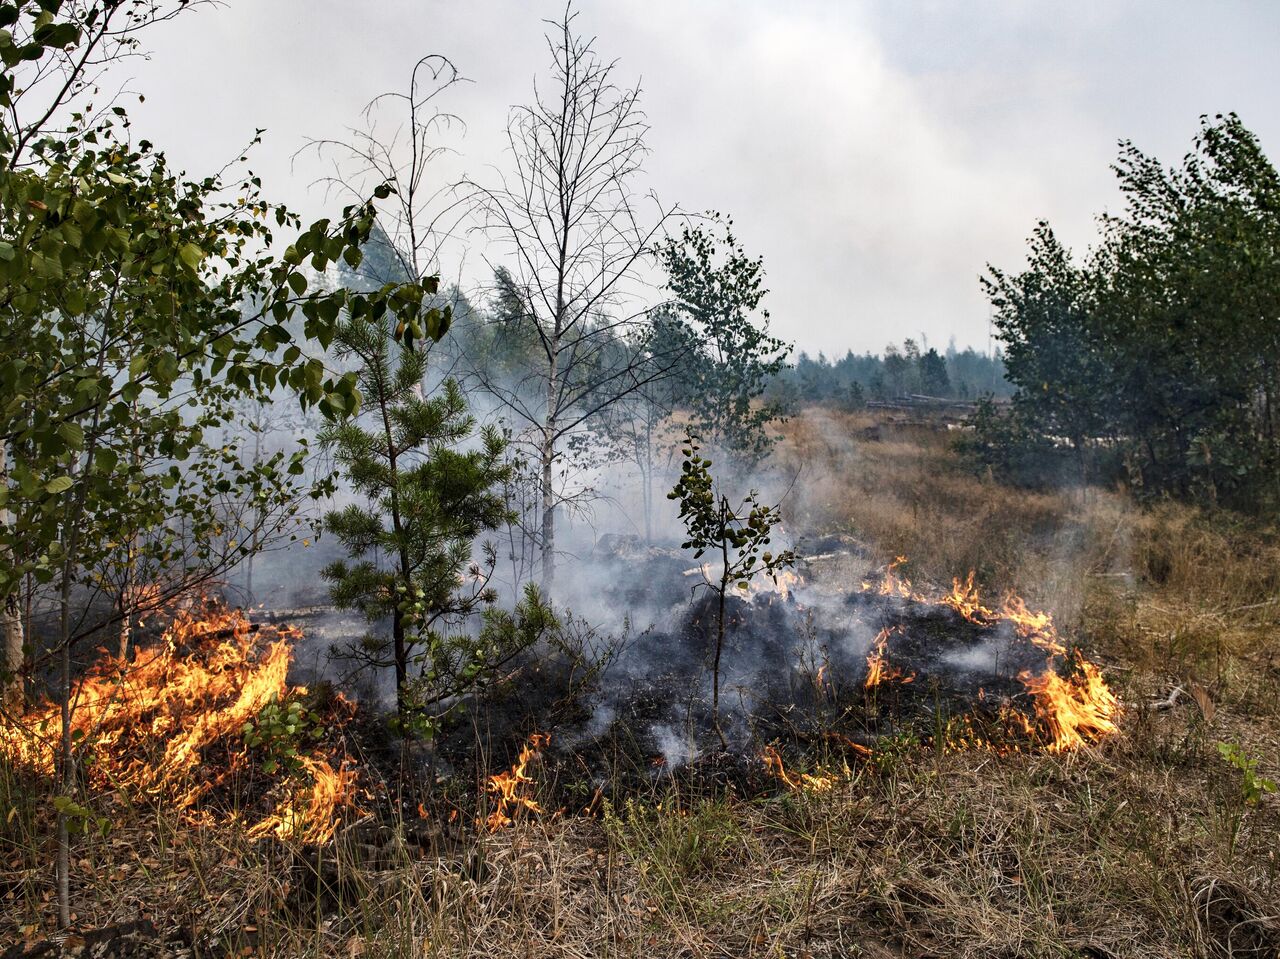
[462,7,680,590]
[302,54,469,288]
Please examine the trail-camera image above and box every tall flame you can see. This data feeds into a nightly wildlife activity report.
[484,732,551,831]
[864,625,915,687]
[940,571,995,625]
[0,602,359,841]
[1019,656,1120,752]
[247,755,362,844]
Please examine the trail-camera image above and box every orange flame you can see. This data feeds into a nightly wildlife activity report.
[941,571,995,625]
[864,626,915,687]
[1000,595,1065,656]
[484,732,550,831]
[861,561,1119,752]
[247,756,362,844]
[1019,656,1120,752]
[761,745,838,792]
[861,556,927,602]
[0,602,359,841]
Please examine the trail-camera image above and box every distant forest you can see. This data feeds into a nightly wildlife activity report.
[768,340,1010,411]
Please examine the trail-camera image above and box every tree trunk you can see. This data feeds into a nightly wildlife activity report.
[116,540,136,660]
[117,603,132,661]
[0,444,23,711]
[57,566,73,929]
[118,400,141,660]
[643,418,653,545]
[392,607,408,723]
[243,419,262,606]
[712,528,729,749]
[539,310,561,591]
[55,439,94,930]
[1,594,22,711]
[539,431,556,591]
[375,374,413,741]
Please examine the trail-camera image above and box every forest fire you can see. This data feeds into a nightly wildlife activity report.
[761,745,838,792]
[247,756,363,844]
[0,602,360,842]
[1020,659,1120,752]
[864,625,915,687]
[0,559,1121,849]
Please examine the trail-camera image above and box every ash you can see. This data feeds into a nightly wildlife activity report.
[433,537,1083,792]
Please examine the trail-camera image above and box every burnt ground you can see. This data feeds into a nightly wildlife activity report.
[400,542,1092,817]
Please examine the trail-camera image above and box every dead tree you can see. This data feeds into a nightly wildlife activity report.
[464,7,679,591]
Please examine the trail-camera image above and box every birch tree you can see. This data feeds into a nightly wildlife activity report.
[465,8,678,590]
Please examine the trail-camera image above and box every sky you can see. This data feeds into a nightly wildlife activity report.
[124,0,1280,356]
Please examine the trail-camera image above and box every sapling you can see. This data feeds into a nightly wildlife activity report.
[668,431,795,747]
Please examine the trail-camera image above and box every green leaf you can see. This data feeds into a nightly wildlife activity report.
[56,421,84,449]
[45,475,74,495]
[179,242,204,271]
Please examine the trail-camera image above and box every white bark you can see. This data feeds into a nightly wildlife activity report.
[0,443,24,710]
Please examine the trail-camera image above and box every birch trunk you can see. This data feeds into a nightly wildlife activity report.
[0,443,24,710]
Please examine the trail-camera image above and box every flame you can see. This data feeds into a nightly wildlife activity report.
[761,745,838,792]
[864,626,915,687]
[0,602,359,841]
[247,756,362,844]
[941,571,995,625]
[1000,595,1066,655]
[744,569,802,602]
[860,561,1120,752]
[1019,655,1120,752]
[861,556,927,602]
[484,732,550,831]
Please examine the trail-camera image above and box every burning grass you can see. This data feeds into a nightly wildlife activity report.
[859,557,1121,753]
[483,732,551,831]
[1,408,1278,956]
[0,601,362,846]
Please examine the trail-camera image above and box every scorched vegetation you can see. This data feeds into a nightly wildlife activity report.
[1,3,1278,959]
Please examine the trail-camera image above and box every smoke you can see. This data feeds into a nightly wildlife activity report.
[218,303,1101,764]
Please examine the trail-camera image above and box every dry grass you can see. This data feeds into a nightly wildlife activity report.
[3,406,1280,958]
[775,409,1280,682]
[4,740,1277,958]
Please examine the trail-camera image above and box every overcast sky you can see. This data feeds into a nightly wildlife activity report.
[126,1,1280,356]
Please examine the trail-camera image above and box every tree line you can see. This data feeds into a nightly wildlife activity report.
[768,339,1010,411]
